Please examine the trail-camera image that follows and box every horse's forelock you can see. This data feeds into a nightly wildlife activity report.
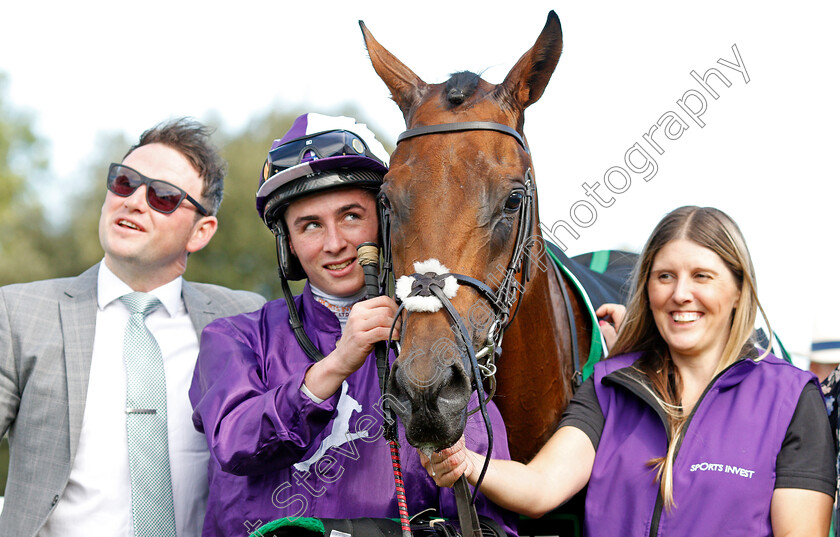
[444,71,481,106]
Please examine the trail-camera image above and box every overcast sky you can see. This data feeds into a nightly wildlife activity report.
[2,1,838,360]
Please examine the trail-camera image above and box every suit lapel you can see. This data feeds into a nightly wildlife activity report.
[182,280,214,338]
[61,264,100,462]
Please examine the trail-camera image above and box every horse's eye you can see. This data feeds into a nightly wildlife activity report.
[378,192,392,211]
[504,190,524,213]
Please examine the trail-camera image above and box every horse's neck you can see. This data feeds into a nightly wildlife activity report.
[493,246,589,462]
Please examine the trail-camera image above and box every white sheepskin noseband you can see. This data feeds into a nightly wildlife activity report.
[395,259,460,313]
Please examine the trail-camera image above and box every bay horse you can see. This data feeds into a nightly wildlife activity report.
[360,11,592,464]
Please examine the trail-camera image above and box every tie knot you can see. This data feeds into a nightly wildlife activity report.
[120,292,162,317]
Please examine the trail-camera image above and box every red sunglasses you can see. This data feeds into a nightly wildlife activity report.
[107,163,209,216]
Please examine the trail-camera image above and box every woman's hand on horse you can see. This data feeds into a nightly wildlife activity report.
[418,436,480,488]
[333,296,401,375]
[596,303,626,351]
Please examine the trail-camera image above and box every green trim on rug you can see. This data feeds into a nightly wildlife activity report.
[588,250,611,274]
[546,248,605,381]
[772,332,793,363]
[250,517,325,537]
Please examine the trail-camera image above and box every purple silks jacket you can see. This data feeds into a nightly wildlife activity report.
[585,351,819,537]
[189,283,517,537]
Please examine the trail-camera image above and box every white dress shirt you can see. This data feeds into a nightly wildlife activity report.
[40,262,208,537]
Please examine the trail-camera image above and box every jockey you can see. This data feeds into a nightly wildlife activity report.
[189,113,518,537]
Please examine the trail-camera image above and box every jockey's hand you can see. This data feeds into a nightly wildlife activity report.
[332,295,400,377]
[304,296,400,401]
[596,303,626,352]
[418,436,479,488]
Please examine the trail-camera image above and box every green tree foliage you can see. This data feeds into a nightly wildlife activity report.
[0,74,54,286]
[184,109,301,298]
[54,131,133,277]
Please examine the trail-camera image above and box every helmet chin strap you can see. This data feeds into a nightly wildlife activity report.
[273,230,325,362]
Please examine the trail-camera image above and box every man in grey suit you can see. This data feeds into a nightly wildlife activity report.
[0,118,265,537]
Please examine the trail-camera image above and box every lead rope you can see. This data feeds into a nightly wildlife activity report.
[358,243,413,537]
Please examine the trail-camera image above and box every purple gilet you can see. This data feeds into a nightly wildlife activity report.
[585,351,819,537]
[189,283,517,537]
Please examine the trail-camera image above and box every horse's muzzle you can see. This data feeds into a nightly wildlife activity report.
[388,356,472,449]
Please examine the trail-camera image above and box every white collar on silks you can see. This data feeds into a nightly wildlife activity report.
[395,259,459,313]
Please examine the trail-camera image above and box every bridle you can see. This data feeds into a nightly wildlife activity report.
[382,120,536,374]
[378,120,537,535]
[382,120,536,386]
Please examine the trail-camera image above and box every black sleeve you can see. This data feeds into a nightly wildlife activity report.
[558,376,605,450]
[775,382,837,497]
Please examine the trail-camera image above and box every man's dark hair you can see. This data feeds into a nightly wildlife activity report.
[125,117,226,215]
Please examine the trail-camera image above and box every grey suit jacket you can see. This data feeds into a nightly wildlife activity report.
[0,264,265,537]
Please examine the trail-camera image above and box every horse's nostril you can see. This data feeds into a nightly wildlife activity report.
[386,362,412,417]
[436,363,471,408]
[388,362,404,398]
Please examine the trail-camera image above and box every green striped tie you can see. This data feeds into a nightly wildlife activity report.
[121,292,177,537]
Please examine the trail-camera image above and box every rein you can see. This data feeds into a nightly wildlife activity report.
[380,120,536,537]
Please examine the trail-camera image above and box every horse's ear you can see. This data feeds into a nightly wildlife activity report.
[497,11,563,110]
[360,20,427,120]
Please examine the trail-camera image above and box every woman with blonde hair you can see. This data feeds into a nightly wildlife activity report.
[422,206,835,536]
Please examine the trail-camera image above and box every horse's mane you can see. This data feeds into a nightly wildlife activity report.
[445,71,481,106]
